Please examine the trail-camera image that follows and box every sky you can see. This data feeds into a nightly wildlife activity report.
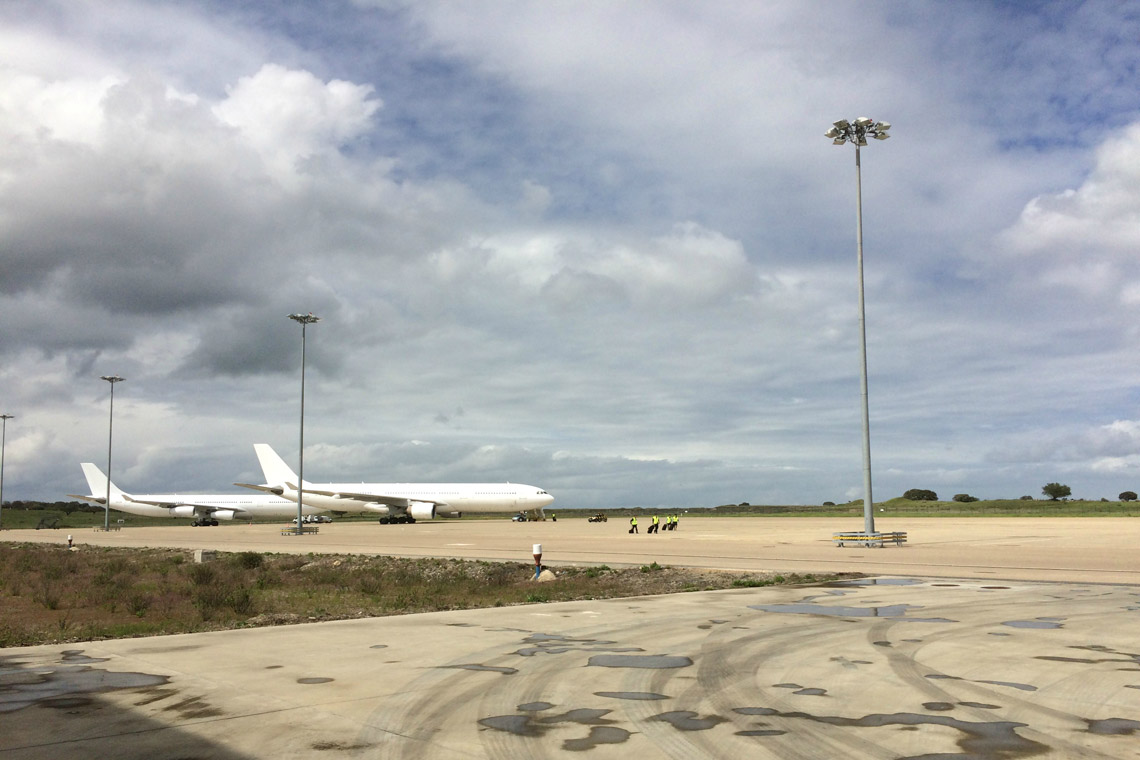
[1,0,1139,509]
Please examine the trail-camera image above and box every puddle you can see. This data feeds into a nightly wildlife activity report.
[563,726,632,751]
[297,678,333,684]
[265,665,283,669]
[751,602,953,623]
[0,662,170,713]
[442,664,518,675]
[731,706,1047,757]
[736,729,787,736]
[512,633,638,658]
[925,674,1036,692]
[587,654,692,669]
[648,710,727,731]
[60,650,110,665]
[479,706,622,744]
[594,691,669,701]
[826,578,923,587]
[518,702,554,711]
[1002,619,1063,629]
[369,645,388,650]
[960,702,1001,709]
[1085,718,1140,735]
[924,702,954,711]
[479,714,542,737]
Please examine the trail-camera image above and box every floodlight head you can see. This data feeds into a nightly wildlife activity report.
[876,121,891,131]
[100,375,125,384]
[854,116,873,127]
[288,312,321,325]
[825,127,840,138]
[856,136,868,146]
[832,119,849,130]
[873,132,890,140]
[0,414,13,421]
[832,137,846,145]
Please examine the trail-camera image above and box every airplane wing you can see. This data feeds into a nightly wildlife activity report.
[300,487,447,508]
[67,494,105,505]
[123,495,231,514]
[234,482,284,495]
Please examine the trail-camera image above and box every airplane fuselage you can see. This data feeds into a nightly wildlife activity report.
[277,482,553,519]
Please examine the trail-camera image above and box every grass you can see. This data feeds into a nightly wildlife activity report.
[0,543,842,647]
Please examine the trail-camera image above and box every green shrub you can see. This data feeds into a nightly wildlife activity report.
[235,552,264,570]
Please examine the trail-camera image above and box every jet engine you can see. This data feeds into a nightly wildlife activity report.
[211,510,238,521]
[170,506,198,519]
[409,502,437,521]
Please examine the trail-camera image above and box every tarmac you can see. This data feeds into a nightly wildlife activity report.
[2,517,1139,758]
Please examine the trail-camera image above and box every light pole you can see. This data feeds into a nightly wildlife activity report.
[100,375,125,531]
[288,313,320,535]
[825,117,890,538]
[0,414,13,531]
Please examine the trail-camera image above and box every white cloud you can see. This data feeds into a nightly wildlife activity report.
[213,64,382,180]
[1000,122,1140,303]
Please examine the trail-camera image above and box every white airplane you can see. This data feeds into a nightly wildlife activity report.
[70,462,327,526]
[237,443,554,524]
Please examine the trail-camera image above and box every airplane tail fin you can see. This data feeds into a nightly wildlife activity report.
[79,462,125,503]
[254,444,309,488]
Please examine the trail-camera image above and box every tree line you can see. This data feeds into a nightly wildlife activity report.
[902,485,1137,502]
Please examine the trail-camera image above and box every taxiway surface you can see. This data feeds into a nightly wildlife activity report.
[2,517,1138,758]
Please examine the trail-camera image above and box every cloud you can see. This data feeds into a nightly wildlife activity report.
[213,63,382,180]
[3,1,1140,509]
[999,122,1140,304]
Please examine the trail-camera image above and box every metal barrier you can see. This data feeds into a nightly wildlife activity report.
[280,526,320,536]
[833,531,907,548]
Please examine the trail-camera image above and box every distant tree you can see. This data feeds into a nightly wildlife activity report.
[952,493,979,503]
[902,489,938,501]
[822,501,835,506]
[1119,491,1137,502]
[1042,483,1071,501]
[1019,495,1034,501]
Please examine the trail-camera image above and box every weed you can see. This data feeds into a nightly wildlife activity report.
[127,593,152,617]
[235,552,263,570]
[640,561,662,573]
[188,563,216,586]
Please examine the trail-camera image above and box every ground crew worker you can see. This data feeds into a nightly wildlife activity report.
[629,516,638,534]
[67,534,73,549]
[650,514,659,534]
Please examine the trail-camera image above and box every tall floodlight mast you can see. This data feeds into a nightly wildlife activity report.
[288,313,320,536]
[0,414,13,531]
[100,376,125,531]
[824,117,890,538]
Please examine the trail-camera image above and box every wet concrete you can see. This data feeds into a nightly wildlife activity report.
[3,576,1139,759]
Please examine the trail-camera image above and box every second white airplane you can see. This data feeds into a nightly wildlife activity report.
[71,463,326,526]
[238,443,554,523]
